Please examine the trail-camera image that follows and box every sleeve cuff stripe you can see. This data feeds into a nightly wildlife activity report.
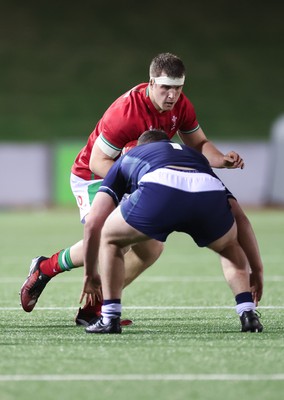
[180,124,200,134]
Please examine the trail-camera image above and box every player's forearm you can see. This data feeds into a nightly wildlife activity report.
[83,192,117,278]
[179,129,225,168]
[200,140,226,168]
[83,223,100,278]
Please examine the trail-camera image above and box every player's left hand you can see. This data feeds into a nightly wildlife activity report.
[249,270,263,306]
[79,273,102,305]
[223,151,244,169]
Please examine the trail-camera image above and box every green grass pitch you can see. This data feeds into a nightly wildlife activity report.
[0,207,284,400]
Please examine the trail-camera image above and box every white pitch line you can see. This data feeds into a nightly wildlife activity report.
[0,374,284,382]
[1,276,284,283]
[1,306,284,311]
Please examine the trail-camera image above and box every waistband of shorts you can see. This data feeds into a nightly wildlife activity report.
[139,168,225,193]
[164,165,197,173]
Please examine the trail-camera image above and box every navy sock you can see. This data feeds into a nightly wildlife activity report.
[235,292,253,304]
[103,299,121,306]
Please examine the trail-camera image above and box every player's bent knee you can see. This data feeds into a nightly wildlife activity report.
[131,240,164,266]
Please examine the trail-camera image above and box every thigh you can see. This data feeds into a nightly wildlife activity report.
[130,239,164,264]
[207,221,238,252]
[102,206,151,247]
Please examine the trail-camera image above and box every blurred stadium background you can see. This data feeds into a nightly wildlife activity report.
[1,0,284,207]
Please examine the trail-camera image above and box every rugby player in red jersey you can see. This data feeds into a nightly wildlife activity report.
[20,53,263,327]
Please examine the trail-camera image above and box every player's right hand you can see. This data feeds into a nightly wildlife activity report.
[223,151,244,169]
[79,273,102,305]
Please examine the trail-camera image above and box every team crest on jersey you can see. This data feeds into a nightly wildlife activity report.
[171,115,177,131]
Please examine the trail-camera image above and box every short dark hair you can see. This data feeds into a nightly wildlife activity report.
[149,53,185,78]
[138,129,169,145]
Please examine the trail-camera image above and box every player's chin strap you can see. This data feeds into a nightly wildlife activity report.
[150,75,185,86]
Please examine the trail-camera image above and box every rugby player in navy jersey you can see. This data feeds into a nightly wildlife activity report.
[80,129,263,334]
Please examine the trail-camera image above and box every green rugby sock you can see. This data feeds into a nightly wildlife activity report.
[58,248,76,271]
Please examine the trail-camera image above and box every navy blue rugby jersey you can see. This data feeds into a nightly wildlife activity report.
[98,139,218,206]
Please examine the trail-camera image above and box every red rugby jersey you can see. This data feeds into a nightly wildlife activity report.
[71,83,199,180]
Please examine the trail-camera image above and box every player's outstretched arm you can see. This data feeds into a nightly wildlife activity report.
[80,192,116,304]
[179,128,244,169]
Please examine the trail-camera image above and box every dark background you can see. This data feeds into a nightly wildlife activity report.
[1,0,284,142]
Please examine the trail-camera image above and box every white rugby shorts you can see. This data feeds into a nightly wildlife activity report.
[70,173,103,223]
